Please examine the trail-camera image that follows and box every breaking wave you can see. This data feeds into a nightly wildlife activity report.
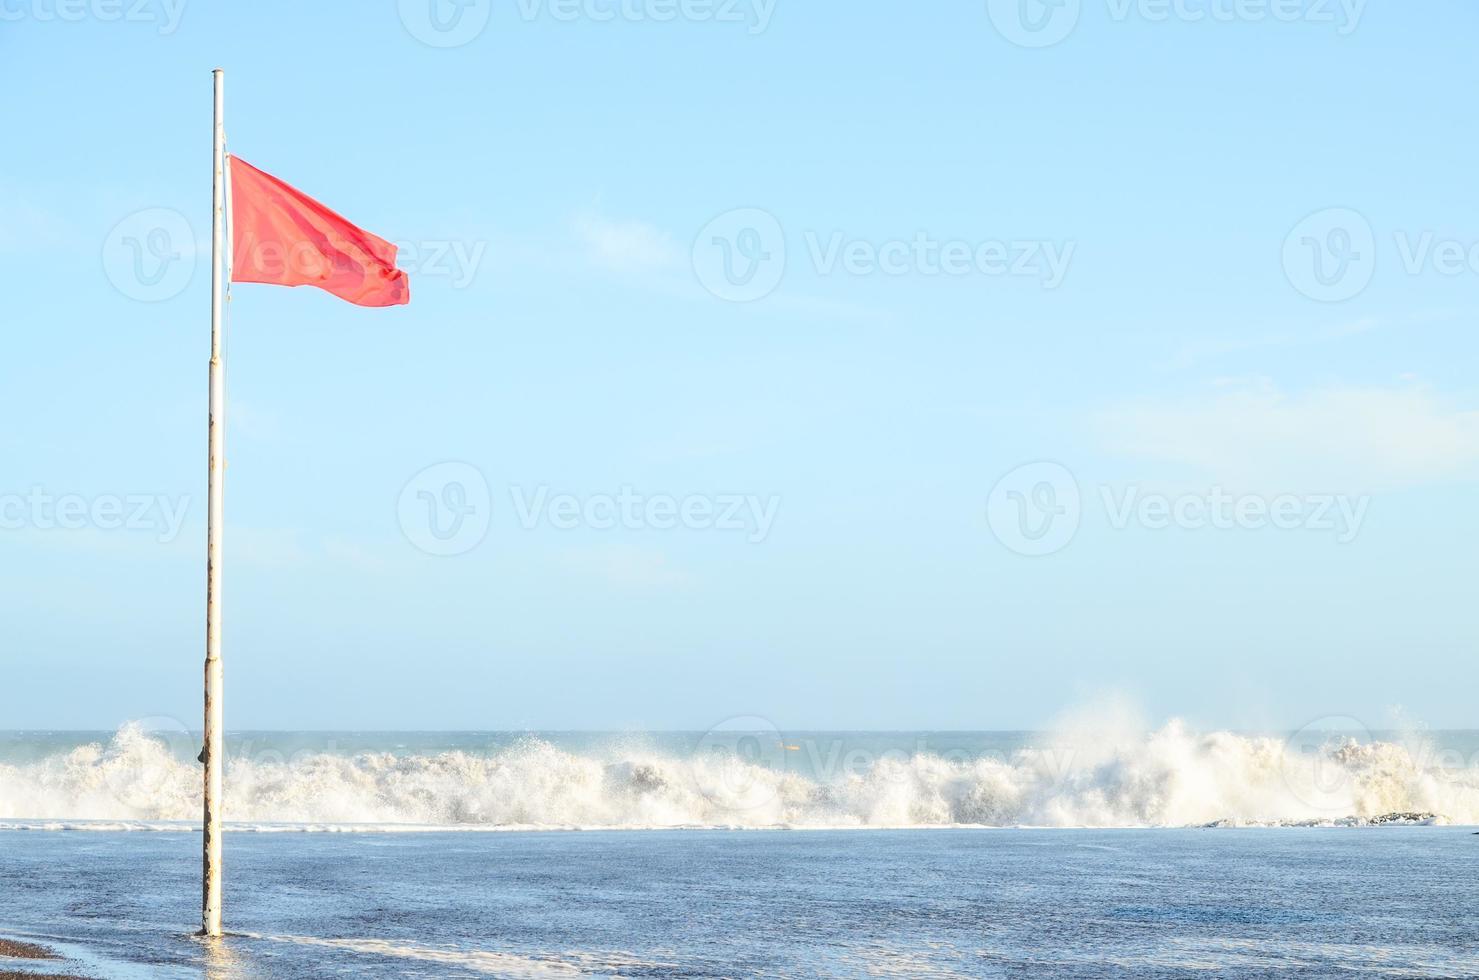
[2,721,1478,831]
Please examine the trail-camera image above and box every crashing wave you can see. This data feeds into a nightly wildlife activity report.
[1,721,1477,830]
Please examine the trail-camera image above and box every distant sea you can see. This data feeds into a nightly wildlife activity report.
[3,726,1479,977]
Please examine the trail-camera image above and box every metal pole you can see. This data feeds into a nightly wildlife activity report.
[202,66,226,939]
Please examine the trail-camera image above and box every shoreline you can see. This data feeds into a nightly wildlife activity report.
[0,938,92,980]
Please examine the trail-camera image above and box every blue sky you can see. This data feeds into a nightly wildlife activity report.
[2,1,1477,731]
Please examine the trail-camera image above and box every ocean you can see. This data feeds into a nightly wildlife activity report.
[3,726,1479,977]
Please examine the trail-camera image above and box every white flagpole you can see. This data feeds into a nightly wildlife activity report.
[202,66,227,939]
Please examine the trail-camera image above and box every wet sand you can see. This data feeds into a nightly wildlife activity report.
[0,938,92,980]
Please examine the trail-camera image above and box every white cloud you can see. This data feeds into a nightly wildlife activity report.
[1162,311,1458,371]
[553,543,692,590]
[574,213,682,274]
[1096,378,1479,491]
[545,210,884,322]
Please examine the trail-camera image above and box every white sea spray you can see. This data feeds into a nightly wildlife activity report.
[2,721,1477,830]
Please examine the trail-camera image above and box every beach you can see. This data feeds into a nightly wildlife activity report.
[3,728,1479,976]
[0,937,91,980]
[7,0,1476,974]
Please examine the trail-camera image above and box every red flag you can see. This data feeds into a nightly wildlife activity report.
[228,156,409,307]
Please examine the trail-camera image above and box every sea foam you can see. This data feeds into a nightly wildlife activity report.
[2,721,1477,830]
